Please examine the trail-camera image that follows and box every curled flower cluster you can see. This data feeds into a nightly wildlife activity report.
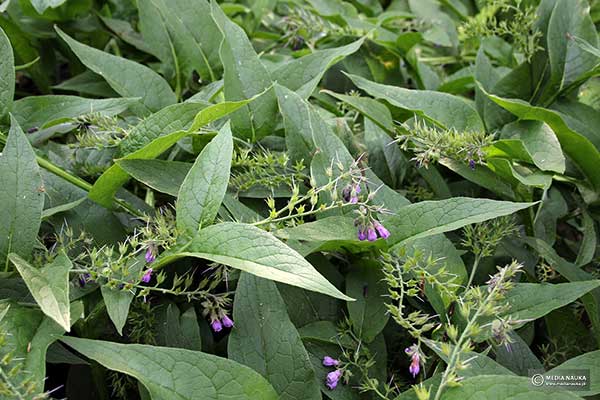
[322,356,343,390]
[405,344,422,378]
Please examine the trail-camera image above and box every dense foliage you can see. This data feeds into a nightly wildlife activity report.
[0,0,599,399]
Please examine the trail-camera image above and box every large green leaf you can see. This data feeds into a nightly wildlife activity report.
[229,273,321,400]
[0,116,44,268]
[277,198,534,250]
[346,261,389,343]
[60,337,279,400]
[541,0,598,103]
[503,281,600,324]
[156,222,353,301]
[0,302,81,394]
[481,89,600,197]
[547,351,600,396]
[139,0,221,82]
[154,303,202,351]
[272,38,364,98]
[118,159,191,196]
[211,1,277,140]
[10,252,71,331]
[441,375,584,399]
[12,95,137,130]
[177,122,232,237]
[347,73,484,132]
[119,102,208,155]
[0,26,14,122]
[89,99,252,208]
[56,27,176,114]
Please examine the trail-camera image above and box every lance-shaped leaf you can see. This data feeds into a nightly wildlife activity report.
[12,95,137,130]
[441,375,584,399]
[118,159,191,196]
[277,198,535,250]
[156,222,353,301]
[228,273,322,400]
[139,0,221,82]
[211,1,277,140]
[177,122,233,236]
[89,98,253,208]
[480,87,600,197]
[272,38,365,98]
[347,73,484,132]
[0,116,44,267]
[10,252,71,331]
[0,26,14,122]
[547,351,600,396]
[61,337,278,399]
[30,0,68,13]
[56,27,176,114]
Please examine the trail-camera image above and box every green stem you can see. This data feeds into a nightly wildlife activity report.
[0,133,144,217]
[466,254,482,288]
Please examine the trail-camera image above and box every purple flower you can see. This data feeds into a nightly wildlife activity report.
[78,273,91,287]
[141,268,153,283]
[367,227,377,242]
[374,221,390,239]
[469,159,476,170]
[326,369,343,390]
[221,314,234,328]
[342,186,352,202]
[145,247,156,263]
[322,356,340,367]
[211,319,223,332]
[357,227,367,241]
[405,345,421,378]
[349,195,359,204]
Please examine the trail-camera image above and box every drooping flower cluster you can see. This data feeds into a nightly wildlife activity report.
[322,356,343,390]
[210,314,234,332]
[355,215,390,242]
[405,344,422,378]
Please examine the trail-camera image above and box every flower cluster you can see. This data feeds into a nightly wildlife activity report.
[210,314,234,332]
[322,356,343,390]
[405,344,423,378]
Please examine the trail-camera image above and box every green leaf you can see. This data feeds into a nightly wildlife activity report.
[480,88,600,197]
[0,302,81,394]
[12,95,137,130]
[229,273,321,400]
[347,73,484,132]
[279,198,534,250]
[323,90,395,133]
[177,122,233,236]
[118,159,191,196]
[272,38,364,98]
[495,331,543,376]
[542,0,598,103]
[60,337,279,400]
[0,116,44,268]
[346,261,389,343]
[30,0,68,13]
[119,102,208,155]
[211,1,277,140]
[154,303,202,351]
[547,351,600,396]
[10,252,71,331]
[55,27,176,114]
[156,222,353,301]
[276,84,322,163]
[101,286,134,336]
[363,117,406,187]
[502,281,600,324]
[0,26,14,122]
[575,211,596,266]
[441,375,584,399]
[139,0,221,82]
[89,99,251,208]
[52,71,118,98]
[498,120,566,174]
